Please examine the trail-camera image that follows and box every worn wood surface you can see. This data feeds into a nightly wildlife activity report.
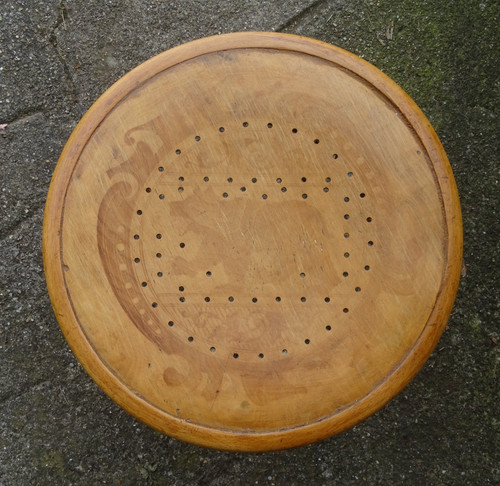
[43,32,462,451]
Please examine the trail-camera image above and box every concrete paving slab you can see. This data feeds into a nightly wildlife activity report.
[1,0,498,484]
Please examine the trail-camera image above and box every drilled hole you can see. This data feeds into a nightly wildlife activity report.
[179,286,184,292]
[314,139,320,144]
[360,193,366,198]
[343,271,349,277]
[158,166,164,172]
[175,149,181,155]
[133,234,139,240]
[368,241,374,246]
[267,122,273,128]
[179,297,185,302]
[156,233,162,239]
[137,210,142,215]
[134,257,140,263]
[188,336,194,342]
[206,271,212,277]
[168,321,174,327]
[222,192,228,198]
[141,282,147,287]
[157,272,163,277]
[131,130,363,357]
[242,121,249,127]
[156,252,162,258]
[332,153,338,159]
[195,135,200,141]
[179,242,185,248]
[367,217,373,222]
[203,176,209,182]
[146,187,151,193]
[365,265,371,271]
[178,187,184,192]
[343,308,349,313]
[282,349,288,355]
[355,287,361,292]
[152,302,158,308]
[179,176,184,182]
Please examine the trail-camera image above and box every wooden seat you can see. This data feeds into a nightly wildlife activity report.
[43,32,462,451]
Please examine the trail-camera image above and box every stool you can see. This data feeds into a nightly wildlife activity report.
[43,32,462,451]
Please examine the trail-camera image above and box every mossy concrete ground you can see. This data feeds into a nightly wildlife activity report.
[1,1,498,484]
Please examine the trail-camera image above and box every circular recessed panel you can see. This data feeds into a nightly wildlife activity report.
[43,33,462,451]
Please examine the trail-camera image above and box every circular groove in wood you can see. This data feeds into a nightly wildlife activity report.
[43,32,462,451]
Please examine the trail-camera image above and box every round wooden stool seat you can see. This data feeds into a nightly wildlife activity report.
[43,32,462,451]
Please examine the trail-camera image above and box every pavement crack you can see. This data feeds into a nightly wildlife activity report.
[53,0,69,34]
[275,0,329,32]
[0,198,45,244]
[47,1,78,105]
[1,108,45,126]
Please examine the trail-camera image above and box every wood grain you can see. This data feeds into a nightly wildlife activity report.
[43,32,462,451]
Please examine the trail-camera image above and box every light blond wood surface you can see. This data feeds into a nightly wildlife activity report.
[43,32,462,451]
